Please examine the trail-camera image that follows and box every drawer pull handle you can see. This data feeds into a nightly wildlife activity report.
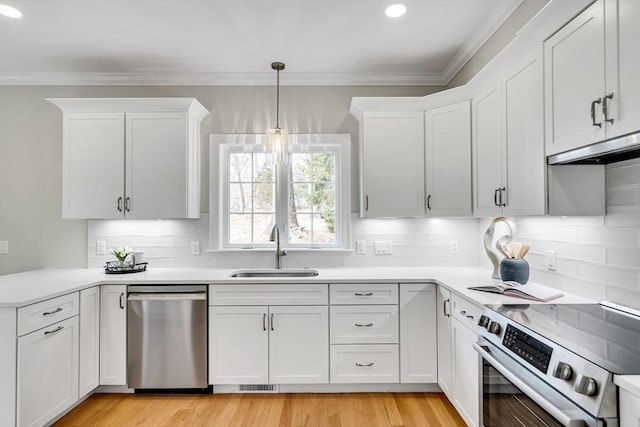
[460,310,467,316]
[355,292,373,297]
[355,323,374,327]
[356,362,374,367]
[42,307,63,316]
[467,315,475,320]
[44,326,64,335]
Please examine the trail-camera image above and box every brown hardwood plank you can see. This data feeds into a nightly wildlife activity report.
[54,392,466,427]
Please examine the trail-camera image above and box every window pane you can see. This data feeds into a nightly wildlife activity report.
[229,153,252,182]
[313,214,335,244]
[289,213,311,244]
[312,182,335,214]
[229,214,252,244]
[253,183,275,212]
[253,214,275,244]
[312,152,335,181]
[291,183,312,212]
[254,153,274,182]
[230,183,251,213]
[291,153,312,182]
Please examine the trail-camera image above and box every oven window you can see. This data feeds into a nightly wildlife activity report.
[483,360,563,427]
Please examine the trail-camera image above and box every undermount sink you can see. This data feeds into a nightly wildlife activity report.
[229,269,319,278]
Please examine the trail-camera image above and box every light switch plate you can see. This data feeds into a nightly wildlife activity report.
[0,240,7,254]
[96,241,106,255]
[374,240,392,255]
[191,241,201,255]
[356,240,366,255]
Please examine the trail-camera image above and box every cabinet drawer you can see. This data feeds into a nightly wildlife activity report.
[329,283,398,305]
[209,284,328,306]
[330,305,399,344]
[451,293,483,332]
[18,292,79,336]
[330,344,399,383]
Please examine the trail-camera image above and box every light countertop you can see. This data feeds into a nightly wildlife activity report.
[0,266,593,308]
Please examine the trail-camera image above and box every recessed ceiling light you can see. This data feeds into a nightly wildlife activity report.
[0,4,22,18]
[385,4,406,18]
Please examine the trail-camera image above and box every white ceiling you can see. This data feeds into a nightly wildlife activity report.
[0,0,523,85]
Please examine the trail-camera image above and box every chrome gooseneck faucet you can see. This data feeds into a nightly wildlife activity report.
[269,225,287,269]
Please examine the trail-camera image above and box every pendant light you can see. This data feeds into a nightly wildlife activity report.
[266,61,288,164]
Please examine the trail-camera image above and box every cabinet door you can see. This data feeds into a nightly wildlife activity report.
[361,112,425,217]
[472,86,503,217]
[399,283,437,383]
[269,306,329,384]
[425,101,472,217]
[605,0,640,138]
[62,113,124,219]
[503,51,546,216]
[99,285,127,385]
[451,317,480,427]
[79,287,100,397]
[436,286,452,396]
[544,0,606,155]
[209,306,269,385]
[125,112,189,219]
[17,316,79,427]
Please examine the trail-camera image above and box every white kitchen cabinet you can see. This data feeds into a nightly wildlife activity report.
[436,286,452,396]
[48,98,209,219]
[360,111,425,217]
[545,0,640,155]
[17,316,79,427]
[473,50,545,217]
[100,285,127,385]
[424,101,472,217]
[451,316,480,427]
[79,286,100,397]
[209,301,329,385]
[399,283,437,384]
[330,344,400,384]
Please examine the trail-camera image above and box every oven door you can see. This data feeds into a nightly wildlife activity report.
[474,341,605,427]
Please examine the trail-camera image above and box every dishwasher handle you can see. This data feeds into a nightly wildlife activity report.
[128,292,206,301]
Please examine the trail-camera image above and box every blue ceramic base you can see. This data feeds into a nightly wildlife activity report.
[500,258,530,284]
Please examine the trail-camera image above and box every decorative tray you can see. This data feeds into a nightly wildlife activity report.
[104,262,148,274]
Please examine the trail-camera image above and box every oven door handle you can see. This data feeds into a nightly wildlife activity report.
[473,343,586,427]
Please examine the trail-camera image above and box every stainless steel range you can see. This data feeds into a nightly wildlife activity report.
[475,302,640,426]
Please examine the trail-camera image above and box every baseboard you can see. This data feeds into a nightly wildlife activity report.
[213,383,441,394]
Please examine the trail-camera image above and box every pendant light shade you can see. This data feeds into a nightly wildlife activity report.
[267,61,288,164]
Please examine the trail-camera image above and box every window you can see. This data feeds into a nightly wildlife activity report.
[212,134,350,250]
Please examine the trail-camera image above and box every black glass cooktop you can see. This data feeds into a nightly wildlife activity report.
[485,303,640,375]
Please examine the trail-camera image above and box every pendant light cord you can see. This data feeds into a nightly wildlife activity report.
[276,68,280,129]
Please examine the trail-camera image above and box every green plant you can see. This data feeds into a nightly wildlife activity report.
[111,246,132,262]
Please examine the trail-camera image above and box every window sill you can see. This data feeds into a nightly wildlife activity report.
[206,248,353,254]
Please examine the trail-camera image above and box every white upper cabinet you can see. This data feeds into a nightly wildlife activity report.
[473,50,545,217]
[360,111,425,218]
[48,98,209,219]
[424,101,472,217]
[545,0,640,155]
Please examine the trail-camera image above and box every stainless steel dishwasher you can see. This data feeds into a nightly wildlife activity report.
[127,285,208,390]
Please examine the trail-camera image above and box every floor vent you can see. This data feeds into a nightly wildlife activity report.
[237,384,279,393]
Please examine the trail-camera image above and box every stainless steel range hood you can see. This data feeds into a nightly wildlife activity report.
[547,131,640,165]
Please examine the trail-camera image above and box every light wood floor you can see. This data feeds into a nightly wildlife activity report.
[54,392,466,427]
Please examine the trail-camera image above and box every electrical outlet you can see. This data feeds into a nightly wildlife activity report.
[547,250,557,271]
[450,240,459,254]
[356,240,366,255]
[374,240,392,255]
[0,240,7,254]
[191,241,201,255]
[96,241,106,255]
[548,305,558,325]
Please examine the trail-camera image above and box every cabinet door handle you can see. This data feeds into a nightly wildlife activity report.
[427,194,432,210]
[591,98,603,128]
[355,323,374,327]
[263,313,267,331]
[270,313,274,331]
[44,326,64,335]
[42,307,62,316]
[494,188,500,207]
[603,92,614,124]
[355,292,373,297]
[119,292,125,310]
[125,197,131,212]
[365,195,369,211]
[499,187,507,207]
[356,362,374,367]
[117,197,123,212]
[443,299,450,317]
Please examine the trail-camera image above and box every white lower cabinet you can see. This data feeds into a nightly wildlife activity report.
[79,287,100,397]
[17,316,79,427]
[209,302,329,385]
[100,285,127,385]
[436,286,452,396]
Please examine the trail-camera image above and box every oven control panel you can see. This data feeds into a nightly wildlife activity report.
[502,324,553,374]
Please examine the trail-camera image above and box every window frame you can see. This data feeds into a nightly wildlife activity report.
[210,134,351,251]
